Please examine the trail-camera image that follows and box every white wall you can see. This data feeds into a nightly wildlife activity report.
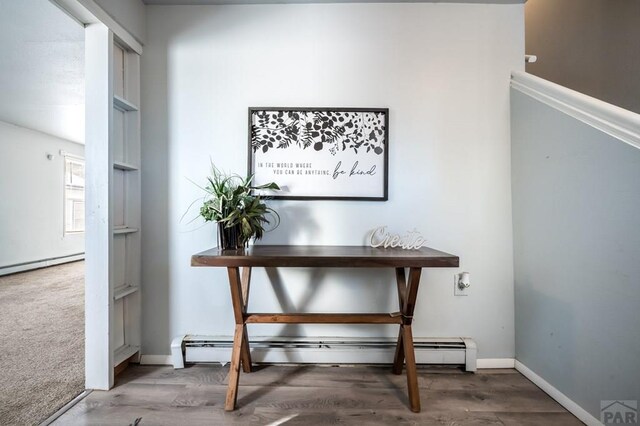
[511,88,640,420]
[0,121,84,270]
[94,0,146,44]
[141,3,524,358]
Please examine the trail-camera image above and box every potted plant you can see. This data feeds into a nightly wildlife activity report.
[197,164,280,250]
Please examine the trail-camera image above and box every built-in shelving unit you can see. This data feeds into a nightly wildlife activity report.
[113,161,139,171]
[114,344,141,367]
[114,284,139,301]
[113,94,139,112]
[111,41,141,370]
[113,227,139,235]
[85,23,144,390]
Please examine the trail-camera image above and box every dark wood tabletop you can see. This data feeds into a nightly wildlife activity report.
[191,245,459,268]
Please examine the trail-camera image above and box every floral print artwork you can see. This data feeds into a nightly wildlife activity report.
[251,110,386,156]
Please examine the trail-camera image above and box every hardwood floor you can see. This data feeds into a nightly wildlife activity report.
[54,364,583,425]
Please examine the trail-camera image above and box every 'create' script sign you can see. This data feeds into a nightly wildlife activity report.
[369,226,426,250]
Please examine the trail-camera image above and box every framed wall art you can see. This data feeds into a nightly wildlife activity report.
[248,107,389,200]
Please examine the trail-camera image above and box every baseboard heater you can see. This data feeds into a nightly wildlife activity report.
[0,252,85,276]
[172,336,477,372]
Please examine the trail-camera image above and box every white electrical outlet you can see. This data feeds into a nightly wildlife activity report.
[454,272,470,296]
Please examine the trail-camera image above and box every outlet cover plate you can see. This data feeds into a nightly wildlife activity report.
[454,273,469,296]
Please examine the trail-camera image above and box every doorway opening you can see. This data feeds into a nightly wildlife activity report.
[0,0,85,424]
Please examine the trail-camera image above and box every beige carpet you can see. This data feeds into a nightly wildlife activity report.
[0,261,85,426]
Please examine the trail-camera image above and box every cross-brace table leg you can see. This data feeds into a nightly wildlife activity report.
[224,265,422,412]
[392,267,423,413]
[240,267,252,373]
[392,268,406,375]
[225,267,252,411]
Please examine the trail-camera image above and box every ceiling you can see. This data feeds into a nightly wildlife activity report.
[0,0,84,144]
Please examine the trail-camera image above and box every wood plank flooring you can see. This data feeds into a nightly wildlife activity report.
[53,364,583,425]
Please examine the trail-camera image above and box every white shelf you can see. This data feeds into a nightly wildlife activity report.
[113,344,140,366]
[113,95,139,112]
[114,284,139,300]
[109,41,142,379]
[113,227,139,235]
[113,161,139,171]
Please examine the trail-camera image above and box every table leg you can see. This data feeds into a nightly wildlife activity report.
[225,324,244,411]
[241,325,252,373]
[226,267,251,410]
[402,324,420,413]
[240,267,252,373]
[403,268,421,320]
[392,267,422,412]
[241,267,252,312]
[392,268,407,374]
[392,327,405,374]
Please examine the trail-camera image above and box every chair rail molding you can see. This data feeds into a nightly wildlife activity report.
[511,71,640,151]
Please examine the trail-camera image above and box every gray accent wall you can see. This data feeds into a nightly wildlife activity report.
[525,0,640,115]
[511,89,640,419]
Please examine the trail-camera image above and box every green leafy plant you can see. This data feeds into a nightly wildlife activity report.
[196,163,280,247]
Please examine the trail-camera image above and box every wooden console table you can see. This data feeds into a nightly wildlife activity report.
[191,245,459,412]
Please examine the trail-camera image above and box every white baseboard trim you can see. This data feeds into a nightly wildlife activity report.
[140,355,173,365]
[515,360,601,426]
[476,358,515,369]
[0,253,84,276]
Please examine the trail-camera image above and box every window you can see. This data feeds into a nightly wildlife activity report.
[64,156,85,234]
